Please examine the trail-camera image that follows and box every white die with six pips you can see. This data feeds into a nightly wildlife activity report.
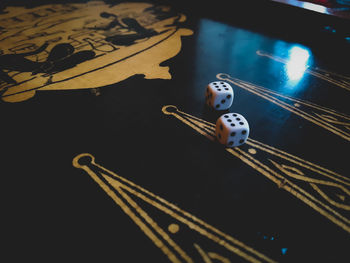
[205,81,234,110]
[215,113,249,147]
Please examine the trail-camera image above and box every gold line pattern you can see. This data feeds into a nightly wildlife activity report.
[216,73,350,141]
[194,243,232,263]
[73,157,184,263]
[161,105,350,234]
[194,243,212,263]
[256,50,350,92]
[73,153,277,263]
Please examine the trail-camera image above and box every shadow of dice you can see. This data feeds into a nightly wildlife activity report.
[215,113,249,147]
[205,81,233,110]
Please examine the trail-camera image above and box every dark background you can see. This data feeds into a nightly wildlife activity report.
[1,0,349,262]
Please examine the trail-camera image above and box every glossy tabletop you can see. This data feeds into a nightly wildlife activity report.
[1,0,349,262]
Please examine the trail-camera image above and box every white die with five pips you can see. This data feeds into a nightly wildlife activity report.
[215,113,249,147]
[205,81,234,110]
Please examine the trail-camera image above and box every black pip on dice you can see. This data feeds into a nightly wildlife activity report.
[205,81,234,110]
[215,113,249,147]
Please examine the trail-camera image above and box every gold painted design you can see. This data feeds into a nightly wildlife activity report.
[194,243,213,263]
[207,252,231,263]
[256,50,350,91]
[194,243,231,263]
[168,224,180,234]
[162,105,350,233]
[0,1,193,102]
[248,148,257,155]
[338,195,346,202]
[73,153,276,263]
[216,73,350,141]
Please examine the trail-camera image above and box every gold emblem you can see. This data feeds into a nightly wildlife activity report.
[0,1,193,102]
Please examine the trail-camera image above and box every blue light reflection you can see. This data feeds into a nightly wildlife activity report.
[286,46,310,82]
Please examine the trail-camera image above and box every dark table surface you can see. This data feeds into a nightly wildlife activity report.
[1,0,349,262]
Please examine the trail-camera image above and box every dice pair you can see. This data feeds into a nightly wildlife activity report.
[205,81,249,147]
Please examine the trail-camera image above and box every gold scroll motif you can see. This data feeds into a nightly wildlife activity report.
[216,73,350,141]
[162,105,350,234]
[0,1,193,102]
[256,50,350,92]
[73,153,277,263]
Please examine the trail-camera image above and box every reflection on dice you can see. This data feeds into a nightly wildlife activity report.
[205,81,234,110]
[215,113,249,147]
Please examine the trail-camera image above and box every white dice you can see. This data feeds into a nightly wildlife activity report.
[215,113,249,147]
[205,81,234,110]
